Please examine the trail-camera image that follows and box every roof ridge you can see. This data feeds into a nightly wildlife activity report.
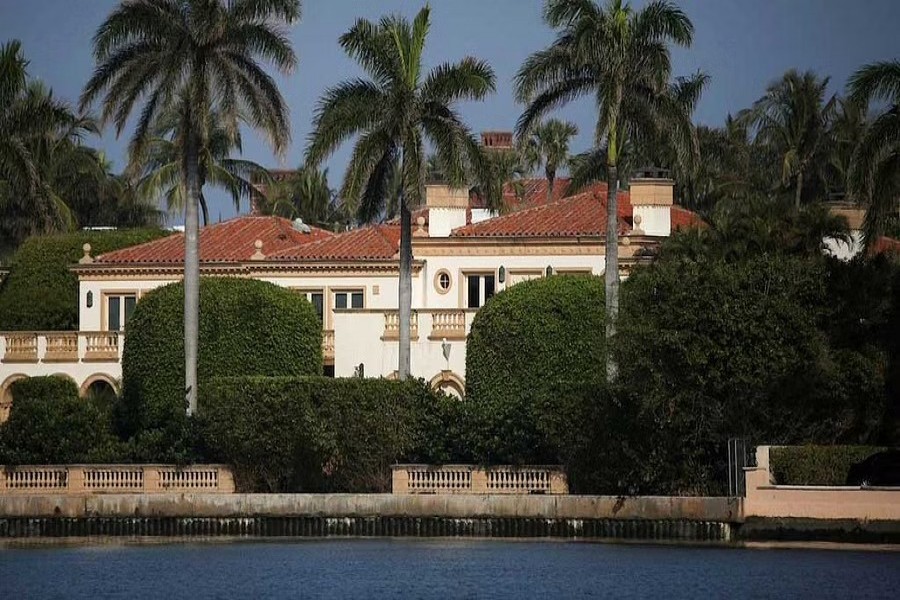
[453,188,604,235]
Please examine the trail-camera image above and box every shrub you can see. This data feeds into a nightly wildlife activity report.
[615,255,887,494]
[120,278,323,456]
[770,445,887,486]
[200,376,452,492]
[0,229,169,330]
[465,275,605,464]
[0,376,122,464]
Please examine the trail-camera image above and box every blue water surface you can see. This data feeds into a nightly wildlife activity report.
[2,539,899,599]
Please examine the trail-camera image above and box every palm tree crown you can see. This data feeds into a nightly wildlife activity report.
[520,118,578,202]
[305,5,495,379]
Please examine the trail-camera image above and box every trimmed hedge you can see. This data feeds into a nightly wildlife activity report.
[120,278,323,453]
[465,275,605,464]
[0,376,122,464]
[200,376,454,492]
[770,446,887,486]
[0,229,169,330]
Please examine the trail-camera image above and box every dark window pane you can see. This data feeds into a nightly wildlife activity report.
[335,293,348,309]
[467,275,480,308]
[123,296,137,327]
[108,296,120,331]
[351,292,363,309]
[484,275,496,302]
[311,293,324,321]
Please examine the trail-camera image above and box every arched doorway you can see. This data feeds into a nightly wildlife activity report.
[80,374,119,402]
[429,371,465,400]
[0,373,27,423]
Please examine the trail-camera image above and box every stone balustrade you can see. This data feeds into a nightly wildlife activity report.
[0,331,123,364]
[392,465,568,495]
[323,330,335,362]
[382,311,419,341]
[0,465,235,494]
[428,310,467,340]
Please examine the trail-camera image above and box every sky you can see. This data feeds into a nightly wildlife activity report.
[1,0,898,223]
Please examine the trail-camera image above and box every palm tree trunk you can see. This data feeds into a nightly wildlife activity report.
[184,128,201,415]
[398,196,412,380]
[546,166,555,204]
[605,164,619,382]
[795,171,803,210]
[200,194,210,227]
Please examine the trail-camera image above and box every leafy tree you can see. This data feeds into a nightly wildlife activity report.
[305,5,495,379]
[849,60,900,245]
[740,70,837,209]
[256,166,348,229]
[515,0,695,378]
[82,0,301,414]
[520,118,578,202]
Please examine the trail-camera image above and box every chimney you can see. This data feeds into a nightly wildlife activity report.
[629,167,674,237]
[425,185,469,237]
[481,131,514,151]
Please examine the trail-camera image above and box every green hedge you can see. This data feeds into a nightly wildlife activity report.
[120,278,323,456]
[0,376,122,464]
[200,376,453,492]
[770,446,887,486]
[0,229,169,330]
[465,275,605,464]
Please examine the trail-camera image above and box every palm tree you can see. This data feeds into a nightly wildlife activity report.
[849,60,900,245]
[132,104,268,225]
[81,0,300,415]
[515,0,694,378]
[520,118,578,202]
[305,6,495,380]
[257,166,347,228]
[740,70,836,210]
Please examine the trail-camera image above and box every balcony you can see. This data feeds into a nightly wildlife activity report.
[323,330,335,363]
[381,310,419,341]
[1,331,124,365]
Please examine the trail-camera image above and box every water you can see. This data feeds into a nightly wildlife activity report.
[2,539,899,599]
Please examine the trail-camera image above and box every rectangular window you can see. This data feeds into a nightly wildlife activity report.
[295,290,325,321]
[466,274,496,308]
[106,293,137,331]
[334,290,364,310]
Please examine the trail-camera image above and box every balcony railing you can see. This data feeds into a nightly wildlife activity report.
[428,310,467,340]
[382,311,419,341]
[392,465,568,495]
[323,330,335,362]
[0,464,235,494]
[1,331,123,364]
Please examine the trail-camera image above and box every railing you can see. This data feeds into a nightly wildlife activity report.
[323,330,335,362]
[428,310,467,340]
[0,465,235,494]
[393,465,568,495]
[382,311,419,341]
[1,331,123,364]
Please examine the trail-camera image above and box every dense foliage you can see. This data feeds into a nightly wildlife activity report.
[200,376,457,492]
[0,229,168,330]
[465,275,605,464]
[770,445,886,486]
[120,278,322,457]
[0,376,121,464]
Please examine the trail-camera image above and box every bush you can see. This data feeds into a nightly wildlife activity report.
[0,376,122,464]
[200,376,454,492]
[120,278,323,456]
[615,255,887,494]
[465,275,605,464]
[770,445,886,486]
[0,229,169,330]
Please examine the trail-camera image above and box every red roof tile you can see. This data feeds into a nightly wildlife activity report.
[871,236,900,257]
[671,206,705,230]
[268,224,401,261]
[95,216,333,264]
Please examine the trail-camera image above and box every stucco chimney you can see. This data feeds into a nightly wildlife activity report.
[426,184,469,237]
[629,168,674,237]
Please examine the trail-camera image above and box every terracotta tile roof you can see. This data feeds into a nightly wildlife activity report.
[871,236,900,257]
[95,216,333,264]
[268,224,401,261]
[671,206,705,230]
[451,184,632,238]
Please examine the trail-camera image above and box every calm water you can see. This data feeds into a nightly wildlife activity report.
[2,539,899,599]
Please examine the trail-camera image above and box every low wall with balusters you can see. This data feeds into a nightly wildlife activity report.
[392,465,568,495]
[0,465,235,494]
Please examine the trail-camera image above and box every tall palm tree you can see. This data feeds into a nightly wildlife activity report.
[81,0,300,415]
[257,166,347,228]
[133,103,268,225]
[515,0,694,378]
[305,6,495,380]
[740,70,836,210]
[849,60,900,245]
[520,118,578,202]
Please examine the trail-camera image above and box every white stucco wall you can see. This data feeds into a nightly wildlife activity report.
[632,205,671,237]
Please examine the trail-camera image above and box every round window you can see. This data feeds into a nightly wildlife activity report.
[435,270,452,294]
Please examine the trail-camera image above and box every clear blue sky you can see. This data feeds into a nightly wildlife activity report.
[2,0,898,222]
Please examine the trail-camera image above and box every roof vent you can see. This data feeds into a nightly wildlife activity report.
[293,218,311,233]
